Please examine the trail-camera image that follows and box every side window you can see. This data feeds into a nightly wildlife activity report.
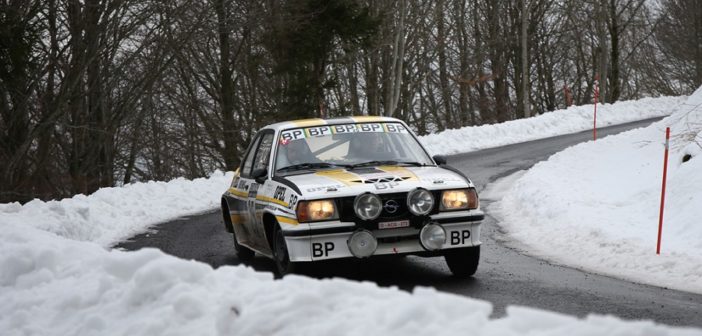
[241,134,262,178]
[253,133,274,173]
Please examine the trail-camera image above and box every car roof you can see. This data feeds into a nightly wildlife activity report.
[262,116,404,132]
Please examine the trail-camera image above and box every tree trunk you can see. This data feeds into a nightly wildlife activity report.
[436,0,454,127]
[521,0,531,118]
[215,0,239,170]
[608,0,621,102]
[385,0,406,117]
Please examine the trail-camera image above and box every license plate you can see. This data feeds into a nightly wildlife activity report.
[378,220,410,230]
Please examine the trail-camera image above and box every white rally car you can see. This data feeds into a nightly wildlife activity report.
[221,116,483,276]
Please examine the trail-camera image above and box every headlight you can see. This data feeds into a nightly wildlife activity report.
[440,189,479,210]
[407,188,434,215]
[296,200,337,222]
[354,193,382,220]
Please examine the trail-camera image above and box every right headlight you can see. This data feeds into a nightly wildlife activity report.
[440,188,479,211]
[354,193,382,220]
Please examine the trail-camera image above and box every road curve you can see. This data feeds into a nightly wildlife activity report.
[117,117,702,327]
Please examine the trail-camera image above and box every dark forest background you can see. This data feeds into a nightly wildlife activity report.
[1,0,700,202]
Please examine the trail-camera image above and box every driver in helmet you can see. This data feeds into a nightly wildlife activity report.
[277,139,319,169]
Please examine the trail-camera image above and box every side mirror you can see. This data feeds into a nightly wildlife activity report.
[252,168,268,184]
[433,155,447,165]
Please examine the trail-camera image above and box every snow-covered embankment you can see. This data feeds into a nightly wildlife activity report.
[492,89,702,294]
[421,96,683,155]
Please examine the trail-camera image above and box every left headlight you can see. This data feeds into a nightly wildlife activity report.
[440,188,479,210]
[407,188,435,216]
[296,200,338,222]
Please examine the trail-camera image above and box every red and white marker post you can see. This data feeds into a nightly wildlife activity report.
[593,79,599,141]
[656,127,671,255]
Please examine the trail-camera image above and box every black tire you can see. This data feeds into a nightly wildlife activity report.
[272,223,297,277]
[444,246,480,278]
[222,203,254,261]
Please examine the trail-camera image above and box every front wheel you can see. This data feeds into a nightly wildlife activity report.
[444,246,480,278]
[272,224,297,277]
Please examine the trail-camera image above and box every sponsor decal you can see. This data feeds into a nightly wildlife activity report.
[450,230,471,245]
[305,184,346,193]
[312,242,335,257]
[280,122,408,142]
[273,186,286,202]
[287,194,298,209]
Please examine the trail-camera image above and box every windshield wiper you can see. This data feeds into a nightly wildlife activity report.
[349,160,398,169]
[395,161,428,167]
[349,160,430,170]
[277,162,348,173]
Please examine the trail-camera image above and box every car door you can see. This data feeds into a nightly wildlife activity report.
[232,132,263,249]
[246,130,275,249]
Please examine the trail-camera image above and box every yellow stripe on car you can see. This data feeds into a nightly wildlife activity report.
[228,188,248,198]
[378,165,419,181]
[276,216,299,225]
[315,169,361,186]
[291,118,326,127]
[256,195,288,207]
[350,116,385,123]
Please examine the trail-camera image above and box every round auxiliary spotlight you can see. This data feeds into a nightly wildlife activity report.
[419,224,446,251]
[407,188,435,216]
[347,230,378,258]
[354,193,382,220]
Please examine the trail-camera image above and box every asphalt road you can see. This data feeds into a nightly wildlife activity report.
[117,117,702,327]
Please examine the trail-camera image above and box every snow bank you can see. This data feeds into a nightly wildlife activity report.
[0,171,233,247]
[492,88,702,294]
[1,223,700,336]
[420,96,684,156]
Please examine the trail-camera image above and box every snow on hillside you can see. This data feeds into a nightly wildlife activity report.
[1,222,701,335]
[420,96,684,155]
[491,88,702,294]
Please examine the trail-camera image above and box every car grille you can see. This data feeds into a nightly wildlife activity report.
[336,191,442,229]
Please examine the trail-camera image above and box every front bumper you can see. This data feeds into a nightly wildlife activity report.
[282,210,484,262]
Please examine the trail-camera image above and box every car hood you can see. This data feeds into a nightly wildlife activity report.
[282,165,473,199]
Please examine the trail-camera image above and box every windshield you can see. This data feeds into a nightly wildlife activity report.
[275,122,433,174]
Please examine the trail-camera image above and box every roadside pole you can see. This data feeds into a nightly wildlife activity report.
[657,127,670,255]
[593,79,599,141]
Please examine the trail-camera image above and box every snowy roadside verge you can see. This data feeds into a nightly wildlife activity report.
[0,171,233,247]
[1,222,700,335]
[490,89,702,294]
[420,96,684,156]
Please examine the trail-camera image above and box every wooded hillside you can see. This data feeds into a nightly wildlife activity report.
[1,0,699,202]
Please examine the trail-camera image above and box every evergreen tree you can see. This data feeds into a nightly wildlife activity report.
[267,0,378,119]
